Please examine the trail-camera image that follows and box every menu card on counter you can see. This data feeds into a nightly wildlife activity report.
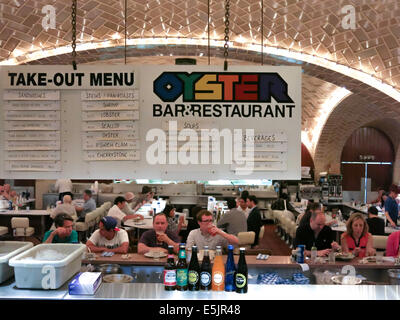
[2,90,61,172]
[81,90,140,161]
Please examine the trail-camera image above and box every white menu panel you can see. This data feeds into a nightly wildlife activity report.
[4,101,60,111]
[84,150,140,161]
[81,90,138,101]
[81,100,139,111]
[3,90,60,100]
[5,151,61,161]
[5,161,62,172]
[82,110,139,121]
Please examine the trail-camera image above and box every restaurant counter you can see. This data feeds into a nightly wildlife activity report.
[80,254,400,285]
[1,279,400,300]
[1,254,400,300]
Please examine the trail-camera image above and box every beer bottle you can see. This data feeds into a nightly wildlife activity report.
[176,244,188,291]
[224,244,236,292]
[212,245,225,291]
[235,247,248,293]
[163,245,176,291]
[188,245,200,291]
[200,246,212,291]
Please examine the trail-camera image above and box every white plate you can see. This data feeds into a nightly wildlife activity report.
[331,275,362,285]
[144,251,167,258]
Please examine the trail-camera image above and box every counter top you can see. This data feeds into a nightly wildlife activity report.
[82,254,400,270]
[1,281,400,300]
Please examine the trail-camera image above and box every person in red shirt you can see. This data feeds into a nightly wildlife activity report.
[341,212,375,258]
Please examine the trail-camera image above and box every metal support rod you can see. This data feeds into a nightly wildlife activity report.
[261,0,264,66]
[208,0,210,65]
[71,0,77,70]
[125,0,127,65]
[223,0,230,71]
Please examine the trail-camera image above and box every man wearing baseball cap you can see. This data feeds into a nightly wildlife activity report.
[86,216,129,253]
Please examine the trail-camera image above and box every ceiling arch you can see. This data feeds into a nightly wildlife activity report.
[314,93,400,179]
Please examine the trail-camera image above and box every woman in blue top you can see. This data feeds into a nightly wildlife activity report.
[43,213,78,243]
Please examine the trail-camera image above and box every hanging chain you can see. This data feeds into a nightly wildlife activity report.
[71,0,77,70]
[223,0,230,70]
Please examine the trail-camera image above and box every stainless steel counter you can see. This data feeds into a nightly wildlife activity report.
[63,283,400,300]
[2,278,400,300]
[0,277,69,300]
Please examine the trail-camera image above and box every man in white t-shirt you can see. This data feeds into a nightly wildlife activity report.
[107,196,143,227]
[86,216,129,253]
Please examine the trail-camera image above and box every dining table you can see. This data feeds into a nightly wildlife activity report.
[0,209,51,239]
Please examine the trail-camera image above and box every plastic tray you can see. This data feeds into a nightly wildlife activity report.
[9,243,86,289]
[0,241,33,283]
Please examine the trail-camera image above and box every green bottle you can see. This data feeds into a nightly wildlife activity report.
[176,244,188,291]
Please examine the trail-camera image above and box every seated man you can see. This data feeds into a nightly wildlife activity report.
[108,196,143,227]
[138,213,180,254]
[86,216,129,254]
[217,198,247,235]
[43,213,78,244]
[122,192,144,219]
[51,195,78,221]
[131,186,154,212]
[366,206,385,235]
[75,190,97,222]
[294,208,340,257]
[186,210,239,251]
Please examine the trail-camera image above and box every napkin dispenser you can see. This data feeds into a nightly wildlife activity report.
[68,272,102,295]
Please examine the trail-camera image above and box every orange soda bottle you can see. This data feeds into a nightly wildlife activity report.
[212,245,225,291]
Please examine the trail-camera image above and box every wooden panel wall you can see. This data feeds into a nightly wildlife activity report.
[341,127,394,191]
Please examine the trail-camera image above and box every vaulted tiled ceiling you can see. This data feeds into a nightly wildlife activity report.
[1,0,399,87]
[0,0,400,156]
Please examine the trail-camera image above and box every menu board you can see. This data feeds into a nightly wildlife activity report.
[0,65,301,180]
[81,90,140,161]
[2,90,61,172]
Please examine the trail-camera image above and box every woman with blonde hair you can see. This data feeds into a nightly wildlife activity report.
[341,212,375,258]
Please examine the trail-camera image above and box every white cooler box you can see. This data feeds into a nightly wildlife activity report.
[9,243,86,289]
[0,241,33,283]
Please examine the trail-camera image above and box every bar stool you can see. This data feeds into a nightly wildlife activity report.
[11,217,35,240]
